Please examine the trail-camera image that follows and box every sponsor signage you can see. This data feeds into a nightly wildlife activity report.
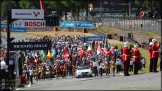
[9,42,52,50]
[80,36,105,41]
[10,28,26,32]
[0,24,7,28]
[75,22,94,28]
[12,9,44,19]
[14,20,46,28]
[0,24,12,28]
[60,22,75,28]
[60,22,94,28]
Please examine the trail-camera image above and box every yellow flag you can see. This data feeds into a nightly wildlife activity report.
[47,50,53,58]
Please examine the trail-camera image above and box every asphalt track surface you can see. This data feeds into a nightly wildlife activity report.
[2,34,161,90]
[2,33,38,42]
[19,72,161,90]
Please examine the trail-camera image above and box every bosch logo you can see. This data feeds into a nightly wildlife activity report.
[33,11,40,17]
[25,21,45,27]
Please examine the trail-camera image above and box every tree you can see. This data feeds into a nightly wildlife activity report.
[44,0,64,16]
[1,0,17,17]
[18,0,40,9]
[135,0,161,12]
[61,0,77,19]
[71,0,97,19]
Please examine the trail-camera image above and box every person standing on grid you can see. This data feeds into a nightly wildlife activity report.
[29,67,33,84]
[116,57,121,73]
[9,58,14,74]
[129,57,133,72]
[142,57,146,68]
[1,58,7,79]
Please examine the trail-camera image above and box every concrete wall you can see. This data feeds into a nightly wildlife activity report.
[117,31,152,44]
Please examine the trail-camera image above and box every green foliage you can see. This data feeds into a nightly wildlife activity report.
[1,0,17,17]
[135,0,161,11]
[44,0,63,10]
[18,0,40,9]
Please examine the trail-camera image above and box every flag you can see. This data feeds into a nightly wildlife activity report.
[39,0,47,16]
[63,47,68,59]
[97,44,102,55]
[86,45,92,56]
[103,48,108,56]
[40,50,45,60]
[52,49,57,58]
[78,47,83,57]
[47,50,53,59]
[63,47,68,55]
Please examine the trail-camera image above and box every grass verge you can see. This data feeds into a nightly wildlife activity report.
[116,44,160,75]
[142,31,161,41]
[97,27,118,35]
[97,27,161,41]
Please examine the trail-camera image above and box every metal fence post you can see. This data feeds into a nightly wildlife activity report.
[15,52,20,89]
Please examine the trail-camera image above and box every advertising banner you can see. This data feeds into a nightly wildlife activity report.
[80,36,105,41]
[0,24,7,28]
[14,20,46,28]
[75,22,94,28]
[60,22,75,28]
[12,9,44,19]
[9,42,52,50]
[10,28,27,32]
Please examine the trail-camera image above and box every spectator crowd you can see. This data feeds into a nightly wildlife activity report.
[0,34,161,90]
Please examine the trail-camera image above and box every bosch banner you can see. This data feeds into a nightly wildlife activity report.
[14,20,46,28]
[11,9,44,19]
[80,36,105,41]
[75,22,94,28]
[10,28,26,32]
[60,22,75,28]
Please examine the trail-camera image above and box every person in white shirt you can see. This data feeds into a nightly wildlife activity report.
[116,58,121,73]
[142,57,146,68]
[1,58,7,79]
[98,60,104,76]
[29,67,33,84]
[93,60,98,77]
[129,57,133,72]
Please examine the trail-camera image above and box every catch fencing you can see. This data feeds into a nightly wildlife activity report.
[100,17,161,35]
[66,16,161,35]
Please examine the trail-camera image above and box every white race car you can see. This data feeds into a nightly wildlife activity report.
[75,66,93,78]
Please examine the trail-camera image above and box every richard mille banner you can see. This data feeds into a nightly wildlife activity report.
[9,42,51,50]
